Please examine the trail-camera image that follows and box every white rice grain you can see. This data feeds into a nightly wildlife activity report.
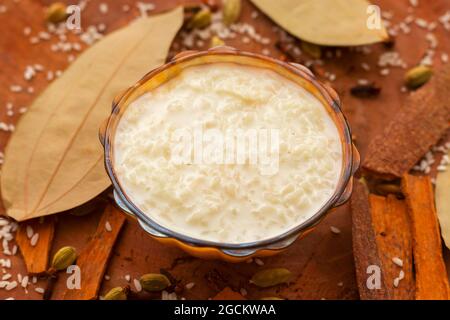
[185,282,195,290]
[35,287,45,294]
[255,258,265,266]
[26,225,34,239]
[30,233,39,247]
[6,281,18,291]
[392,257,404,267]
[134,278,142,292]
[21,276,29,288]
[330,226,341,234]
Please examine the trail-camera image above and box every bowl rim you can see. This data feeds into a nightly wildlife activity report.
[102,48,355,250]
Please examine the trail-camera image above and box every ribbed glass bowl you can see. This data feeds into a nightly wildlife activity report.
[99,47,360,262]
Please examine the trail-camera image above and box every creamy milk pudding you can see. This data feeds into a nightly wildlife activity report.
[114,63,342,244]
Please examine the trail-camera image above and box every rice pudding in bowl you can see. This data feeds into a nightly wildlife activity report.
[100,48,359,261]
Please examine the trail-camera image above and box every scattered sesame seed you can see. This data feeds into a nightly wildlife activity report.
[105,221,112,232]
[125,274,131,282]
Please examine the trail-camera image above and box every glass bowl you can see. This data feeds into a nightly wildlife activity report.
[99,47,360,263]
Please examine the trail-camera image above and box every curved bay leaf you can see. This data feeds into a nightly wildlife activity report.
[1,7,183,221]
[436,150,450,249]
[251,0,388,46]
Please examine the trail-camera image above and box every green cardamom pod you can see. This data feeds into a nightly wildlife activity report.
[404,65,433,89]
[46,2,68,24]
[222,0,242,26]
[140,273,171,292]
[210,36,225,48]
[301,41,322,59]
[250,268,292,288]
[51,246,77,271]
[103,286,129,300]
[187,8,212,30]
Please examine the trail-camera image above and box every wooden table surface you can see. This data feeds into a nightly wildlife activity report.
[0,0,449,300]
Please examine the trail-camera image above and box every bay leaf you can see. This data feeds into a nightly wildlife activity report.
[436,150,450,249]
[250,0,388,46]
[1,7,184,221]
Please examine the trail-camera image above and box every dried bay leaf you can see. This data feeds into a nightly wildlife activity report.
[436,150,450,249]
[1,7,184,221]
[250,0,388,46]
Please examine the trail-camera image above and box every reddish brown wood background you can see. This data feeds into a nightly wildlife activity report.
[0,0,449,300]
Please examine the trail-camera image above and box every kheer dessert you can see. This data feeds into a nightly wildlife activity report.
[114,63,343,244]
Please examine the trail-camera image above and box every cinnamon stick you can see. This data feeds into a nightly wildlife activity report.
[63,205,126,300]
[351,179,390,299]
[16,216,55,275]
[401,174,450,300]
[212,287,246,300]
[363,64,450,179]
[369,194,414,299]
